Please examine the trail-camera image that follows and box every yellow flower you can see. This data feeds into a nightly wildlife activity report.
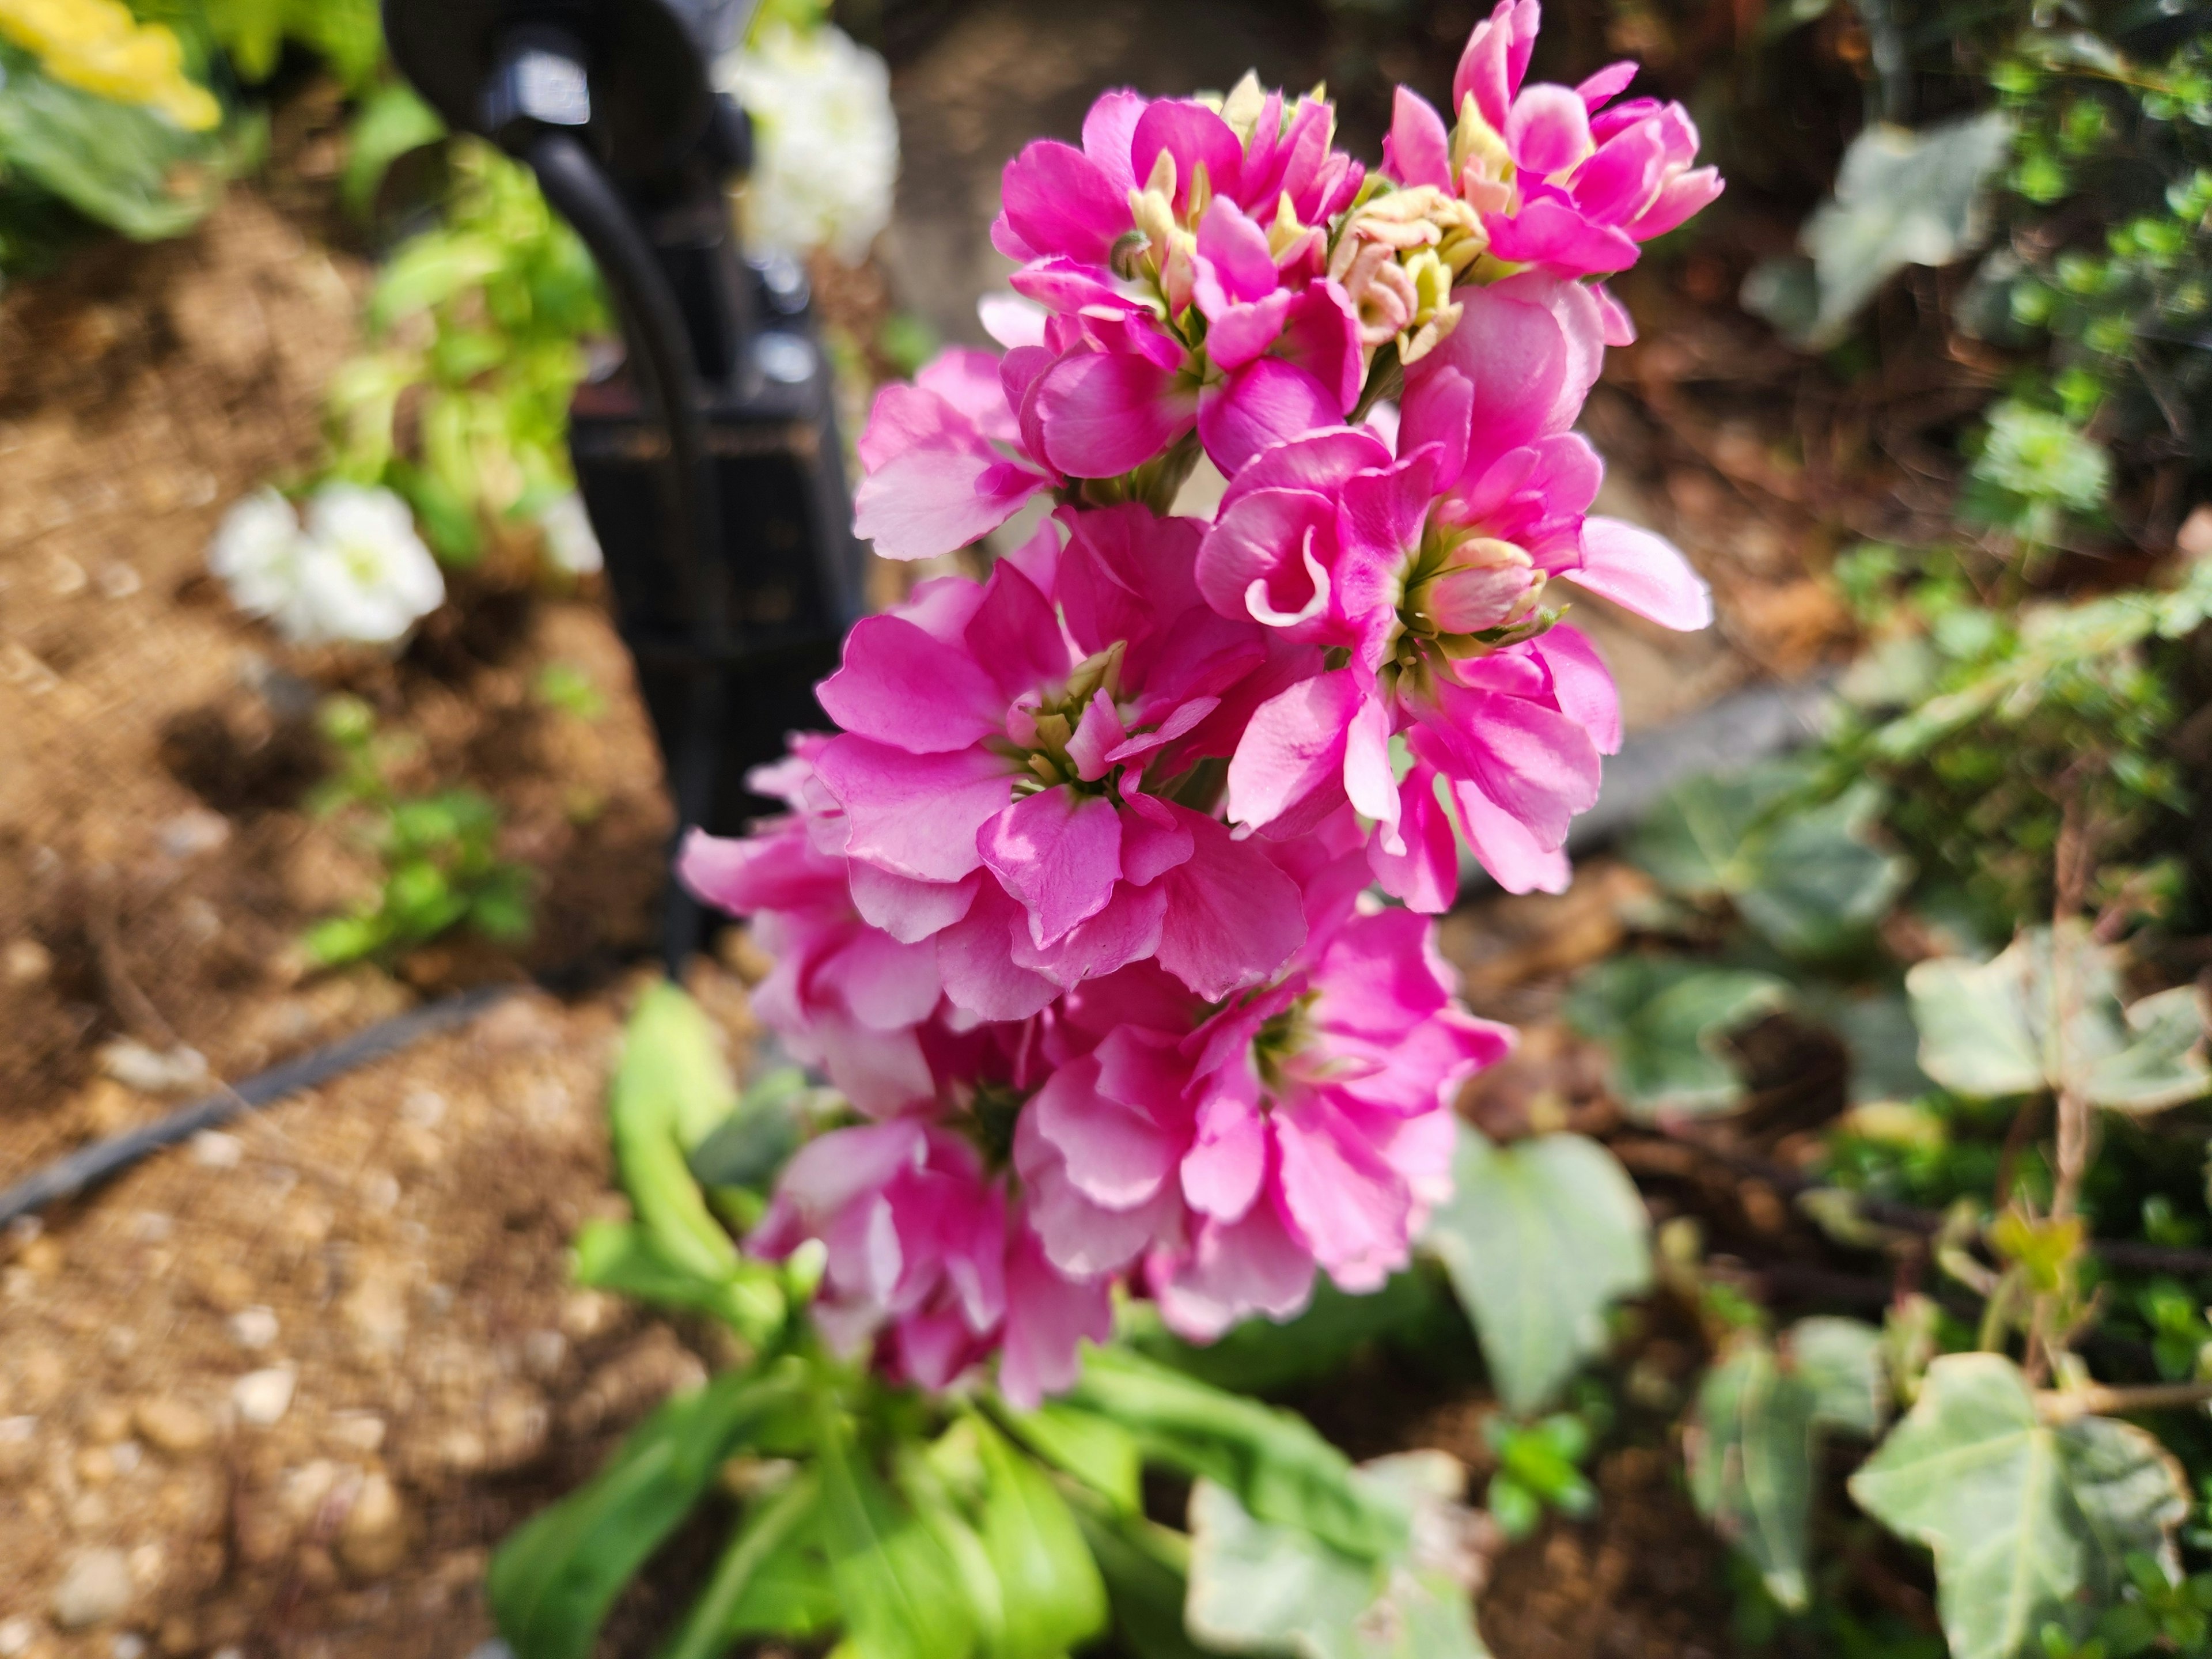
[0,0,221,130]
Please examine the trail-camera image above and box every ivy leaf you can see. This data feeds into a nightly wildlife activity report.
[1422,1124,1651,1415]
[1628,769,1907,957]
[1906,925,2212,1112]
[1764,111,2016,348]
[1565,957,1791,1118]
[1184,1476,1487,1659]
[974,1417,1109,1657]
[818,1418,979,1659]
[1685,1339,1819,1611]
[1806,988,1934,1105]
[1687,1319,1886,1611]
[1071,1509,1210,1659]
[1849,1354,2189,1659]
[608,983,742,1280]
[1065,1347,1410,1564]
[487,1369,799,1659]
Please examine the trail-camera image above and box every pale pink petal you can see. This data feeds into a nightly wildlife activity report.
[1203,291,1294,372]
[1571,516,1713,629]
[934,881,1059,1020]
[819,614,1004,752]
[1182,1085,1266,1221]
[1529,623,1622,755]
[1033,1051,1179,1209]
[854,443,1044,561]
[999,138,1130,267]
[914,347,1020,442]
[979,291,1048,350]
[1157,809,1306,999]
[1199,358,1342,478]
[1592,282,1638,346]
[1149,1199,1316,1342]
[998,1220,1113,1409]
[1506,84,1594,176]
[1194,195,1279,310]
[1577,60,1639,107]
[1225,668,1359,831]
[1272,1097,1412,1289]
[1366,768,1461,914]
[814,737,1012,882]
[1384,86,1453,189]
[978,787,1124,946]
[1035,349,1198,479]
[1082,88,1148,192]
[849,865,979,943]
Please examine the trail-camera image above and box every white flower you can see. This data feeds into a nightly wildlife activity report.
[537,490,604,575]
[206,488,302,618]
[206,483,444,646]
[717,23,899,266]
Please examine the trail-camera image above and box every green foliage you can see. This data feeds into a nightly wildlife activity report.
[299,695,533,966]
[1849,1354,2190,1659]
[1482,1412,1597,1541]
[1960,402,2115,557]
[1564,955,1791,1117]
[1423,1124,1651,1416]
[323,139,607,563]
[1906,924,2211,1112]
[0,36,247,257]
[188,0,384,89]
[1687,1319,1887,1610]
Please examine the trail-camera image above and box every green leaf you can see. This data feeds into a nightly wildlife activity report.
[1627,767,1798,900]
[571,1219,783,1339]
[995,1402,1143,1516]
[488,1369,798,1659]
[1780,111,2016,348]
[687,1066,808,1192]
[656,1474,821,1659]
[818,1416,979,1659]
[1065,1347,1410,1565]
[0,41,233,241]
[609,983,743,1281]
[1126,1270,1452,1396]
[1565,957,1791,1118]
[1423,1124,1650,1416]
[341,81,445,217]
[1184,1479,1488,1659]
[1070,1508,1210,1659]
[974,1416,1109,1656]
[1907,925,2212,1112]
[1789,1316,1889,1438]
[1807,988,1934,1105]
[1686,1339,1819,1611]
[1849,1354,2189,1659]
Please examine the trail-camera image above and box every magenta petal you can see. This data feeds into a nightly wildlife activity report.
[1418,683,1602,847]
[1036,349,1198,479]
[999,138,1131,267]
[1577,60,1639,107]
[913,347,1019,442]
[1450,772,1572,894]
[1531,623,1622,755]
[1064,690,1130,782]
[1482,198,1640,274]
[998,1222,1112,1410]
[1012,880,1168,987]
[828,928,942,1030]
[1150,1200,1316,1341]
[1194,195,1279,309]
[1203,291,1294,372]
[1571,123,1665,226]
[1157,809,1306,999]
[961,559,1070,709]
[1200,358,1342,478]
[1453,1,1518,131]
[934,881,1059,1020]
[1367,767,1462,913]
[1506,84,1595,176]
[848,864,979,942]
[1384,86,1453,190]
[1272,1097,1412,1285]
[819,614,1004,752]
[1627,165,1725,240]
[1219,427,1390,512]
[1571,516,1713,630]
[1082,88,1148,191]
[1226,668,1359,831]
[814,736,1012,882]
[1034,1051,1177,1209]
[1182,1086,1266,1221]
[1131,99,1244,214]
[854,442,1044,562]
[979,787,1124,946]
[1592,282,1638,346]
[1397,364,1472,490]
[1195,486,1335,627]
[1277,283,1363,412]
[1118,791,1196,885]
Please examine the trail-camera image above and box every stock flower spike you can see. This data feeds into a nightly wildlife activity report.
[692,12,1720,1404]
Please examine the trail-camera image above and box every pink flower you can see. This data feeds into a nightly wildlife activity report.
[751,1119,1111,1408]
[1016,902,1510,1339]
[992,89,1370,481]
[1194,278,1708,899]
[812,505,1308,1011]
[854,345,1055,562]
[1382,0,1724,286]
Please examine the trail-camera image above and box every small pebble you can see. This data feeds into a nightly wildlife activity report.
[190,1131,243,1169]
[135,1400,213,1456]
[96,1040,208,1096]
[2,939,51,986]
[52,1547,132,1628]
[228,1307,279,1351]
[157,808,229,861]
[0,1616,33,1655]
[232,1368,295,1427]
[112,1635,146,1659]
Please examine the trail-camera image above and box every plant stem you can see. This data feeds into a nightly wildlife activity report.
[2039,1380,2212,1423]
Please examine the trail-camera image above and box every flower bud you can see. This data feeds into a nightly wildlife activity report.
[1406,539,1540,633]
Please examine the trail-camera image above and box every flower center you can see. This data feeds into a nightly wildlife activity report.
[1381,516,1558,697]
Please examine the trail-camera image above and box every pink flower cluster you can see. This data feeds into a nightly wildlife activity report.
[684,4,1719,1407]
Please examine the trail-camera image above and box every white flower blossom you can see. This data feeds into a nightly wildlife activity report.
[717,22,899,266]
[537,490,604,575]
[206,483,444,646]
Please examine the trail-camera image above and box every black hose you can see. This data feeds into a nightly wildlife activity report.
[525,130,722,974]
[0,983,517,1229]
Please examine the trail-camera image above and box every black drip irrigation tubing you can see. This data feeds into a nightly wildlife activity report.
[0,982,517,1230]
[0,677,1842,1232]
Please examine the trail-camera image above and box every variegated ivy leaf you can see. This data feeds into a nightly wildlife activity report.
[1565,956,1791,1118]
[1906,923,2212,1112]
[1849,1354,2188,1659]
